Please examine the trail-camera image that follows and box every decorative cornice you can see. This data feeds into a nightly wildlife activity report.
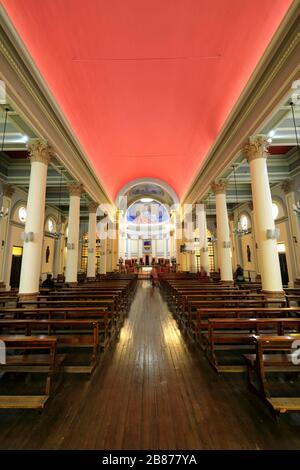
[88,201,99,213]
[68,182,83,197]
[2,183,14,198]
[242,135,269,163]
[281,179,294,194]
[211,180,228,195]
[28,139,53,165]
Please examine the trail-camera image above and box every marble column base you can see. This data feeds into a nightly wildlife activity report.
[261,290,285,301]
[18,292,39,302]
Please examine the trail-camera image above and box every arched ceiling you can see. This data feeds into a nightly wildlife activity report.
[1,0,292,201]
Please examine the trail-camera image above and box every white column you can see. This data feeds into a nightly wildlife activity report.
[243,135,283,294]
[282,180,299,286]
[212,181,233,283]
[99,239,107,274]
[189,241,197,273]
[152,239,156,258]
[0,184,14,288]
[163,238,168,259]
[87,202,98,279]
[19,141,52,296]
[198,202,210,275]
[106,237,113,272]
[117,210,126,259]
[53,238,61,278]
[138,238,143,259]
[65,183,82,285]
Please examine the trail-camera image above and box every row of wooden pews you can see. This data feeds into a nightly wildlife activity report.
[159,274,300,417]
[0,274,137,409]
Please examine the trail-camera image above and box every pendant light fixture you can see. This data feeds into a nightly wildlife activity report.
[0,107,10,219]
[290,100,300,215]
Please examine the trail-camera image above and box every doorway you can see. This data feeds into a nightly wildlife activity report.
[10,245,23,289]
[145,255,149,266]
[277,243,289,286]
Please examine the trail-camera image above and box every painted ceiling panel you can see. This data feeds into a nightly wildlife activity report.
[2,0,292,199]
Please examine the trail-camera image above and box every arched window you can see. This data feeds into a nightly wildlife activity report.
[46,217,56,233]
[239,214,249,231]
[18,206,27,223]
[272,202,279,221]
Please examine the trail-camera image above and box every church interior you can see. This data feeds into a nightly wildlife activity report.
[0,0,300,452]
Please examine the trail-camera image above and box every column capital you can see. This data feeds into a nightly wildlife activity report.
[68,182,83,197]
[281,179,294,194]
[88,201,99,213]
[211,180,227,194]
[28,139,54,165]
[2,183,14,198]
[243,135,269,162]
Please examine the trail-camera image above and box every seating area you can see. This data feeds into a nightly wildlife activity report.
[160,274,300,417]
[0,274,137,409]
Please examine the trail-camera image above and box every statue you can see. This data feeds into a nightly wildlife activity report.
[246,244,251,263]
[46,245,50,264]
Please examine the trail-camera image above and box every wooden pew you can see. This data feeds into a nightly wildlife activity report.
[244,334,300,416]
[0,335,64,409]
[191,306,300,348]
[183,299,287,332]
[0,319,100,374]
[205,317,300,373]
[0,306,112,347]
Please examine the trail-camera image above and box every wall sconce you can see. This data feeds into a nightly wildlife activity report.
[223,241,231,248]
[266,228,280,240]
[201,247,208,253]
[67,242,75,250]
[21,231,34,242]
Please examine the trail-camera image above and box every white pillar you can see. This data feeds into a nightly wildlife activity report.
[152,239,156,258]
[65,183,82,285]
[0,184,14,288]
[99,239,107,274]
[53,238,61,278]
[243,135,283,294]
[163,238,168,259]
[19,141,53,296]
[87,202,98,279]
[138,238,143,259]
[212,181,233,283]
[117,210,125,259]
[198,203,210,275]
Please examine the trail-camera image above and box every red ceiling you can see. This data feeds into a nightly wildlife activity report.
[2,0,292,200]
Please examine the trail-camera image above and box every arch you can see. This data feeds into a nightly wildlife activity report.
[115,177,179,207]
[11,200,28,224]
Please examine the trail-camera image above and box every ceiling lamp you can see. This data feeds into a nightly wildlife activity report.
[0,107,9,219]
[290,100,300,215]
[232,164,249,236]
[140,198,153,203]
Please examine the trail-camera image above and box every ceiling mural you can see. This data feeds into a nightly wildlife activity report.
[126,200,169,225]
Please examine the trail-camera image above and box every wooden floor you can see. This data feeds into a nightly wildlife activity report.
[1,281,300,450]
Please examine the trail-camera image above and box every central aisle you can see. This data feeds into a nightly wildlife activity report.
[1,281,300,450]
